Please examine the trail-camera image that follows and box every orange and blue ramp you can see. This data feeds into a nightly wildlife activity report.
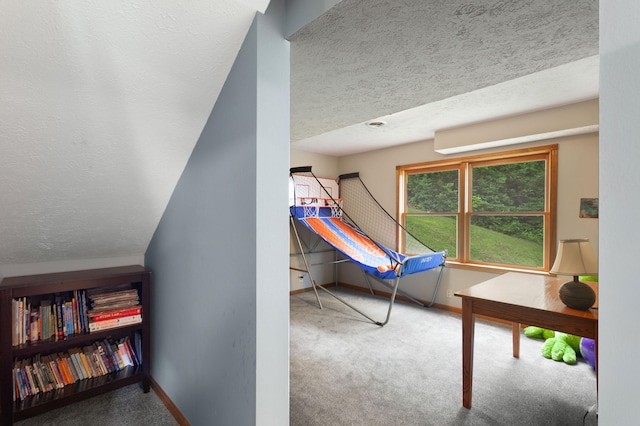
[292,207,444,280]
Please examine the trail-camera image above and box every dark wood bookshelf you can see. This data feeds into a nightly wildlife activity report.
[0,265,151,425]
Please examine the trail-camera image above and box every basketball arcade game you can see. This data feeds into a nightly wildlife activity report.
[289,166,446,326]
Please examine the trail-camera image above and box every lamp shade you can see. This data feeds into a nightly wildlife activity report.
[550,238,598,276]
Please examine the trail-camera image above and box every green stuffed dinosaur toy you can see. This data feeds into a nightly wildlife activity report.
[524,326,582,364]
[524,326,555,340]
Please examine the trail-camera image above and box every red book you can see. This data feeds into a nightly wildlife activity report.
[88,315,142,332]
[90,306,142,322]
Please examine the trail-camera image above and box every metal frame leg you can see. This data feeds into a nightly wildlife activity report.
[290,215,385,326]
[290,215,446,327]
[290,216,322,309]
[366,263,445,309]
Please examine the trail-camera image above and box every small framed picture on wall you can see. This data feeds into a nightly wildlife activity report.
[579,198,599,218]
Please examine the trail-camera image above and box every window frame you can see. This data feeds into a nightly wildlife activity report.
[397,144,558,273]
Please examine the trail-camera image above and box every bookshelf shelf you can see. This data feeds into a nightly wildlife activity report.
[0,265,151,425]
[13,366,144,421]
[11,323,144,359]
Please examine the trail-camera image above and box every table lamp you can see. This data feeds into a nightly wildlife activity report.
[550,238,598,310]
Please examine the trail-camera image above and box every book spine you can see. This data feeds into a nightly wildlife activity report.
[25,299,30,344]
[14,362,26,400]
[134,331,142,365]
[88,314,142,332]
[68,301,75,336]
[81,290,89,333]
[45,303,54,340]
[30,363,43,394]
[23,365,35,398]
[55,354,72,385]
[47,355,65,388]
[34,359,46,393]
[77,351,89,379]
[69,351,85,380]
[62,303,67,338]
[36,355,55,392]
[95,342,114,373]
[117,341,133,366]
[20,362,33,397]
[63,302,71,337]
[82,347,99,377]
[121,335,140,366]
[102,339,120,372]
[29,310,39,343]
[55,298,64,340]
[29,364,41,395]
[38,305,43,342]
[62,353,78,383]
[17,299,24,345]
[38,355,54,391]
[78,351,93,378]
[12,363,19,401]
[72,290,80,334]
[12,300,18,346]
[90,306,142,322]
[54,355,69,386]
[86,346,106,376]
[40,303,47,341]
[111,342,126,369]
[93,349,107,376]
[68,353,80,382]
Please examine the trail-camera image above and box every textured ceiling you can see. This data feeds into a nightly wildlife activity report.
[0,0,600,270]
[0,1,260,268]
[289,0,599,156]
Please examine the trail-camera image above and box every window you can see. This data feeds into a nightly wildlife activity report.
[397,144,557,272]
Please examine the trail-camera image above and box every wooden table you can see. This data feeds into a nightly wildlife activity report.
[455,272,598,408]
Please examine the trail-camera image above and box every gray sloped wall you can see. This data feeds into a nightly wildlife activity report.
[145,1,289,424]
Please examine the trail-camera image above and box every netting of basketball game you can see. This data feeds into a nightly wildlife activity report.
[289,166,446,326]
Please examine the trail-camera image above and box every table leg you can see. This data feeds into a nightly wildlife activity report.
[512,323,520,358]
[595,327,598,394]
[462,298,475,408]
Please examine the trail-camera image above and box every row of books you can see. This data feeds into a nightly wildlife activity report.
[12,290,90,346]
[87,284,140,312]
[88,307,142,332]
[13,336,141,401]
[87,284,142,332]
[12,285,143,346]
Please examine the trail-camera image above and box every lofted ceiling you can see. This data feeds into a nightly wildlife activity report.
[0,0,268,270]
[0,0,599,272]
[289,0,599,156]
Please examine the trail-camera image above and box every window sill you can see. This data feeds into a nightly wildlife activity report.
[444,260,550,276]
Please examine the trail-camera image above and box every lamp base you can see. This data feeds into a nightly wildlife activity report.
[558,280,596,310]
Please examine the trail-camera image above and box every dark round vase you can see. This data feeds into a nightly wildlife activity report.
[558,281,596,310]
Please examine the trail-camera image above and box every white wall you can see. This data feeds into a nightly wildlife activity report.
[289,149,339,292]
[599,1,640,422]
[0,255,144,280]
[555,133,599,244]
[337,131,598,308]
[336,139,502,304]
[288,103,599,307]
[255,1,290,422]
[290,148,338,178]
